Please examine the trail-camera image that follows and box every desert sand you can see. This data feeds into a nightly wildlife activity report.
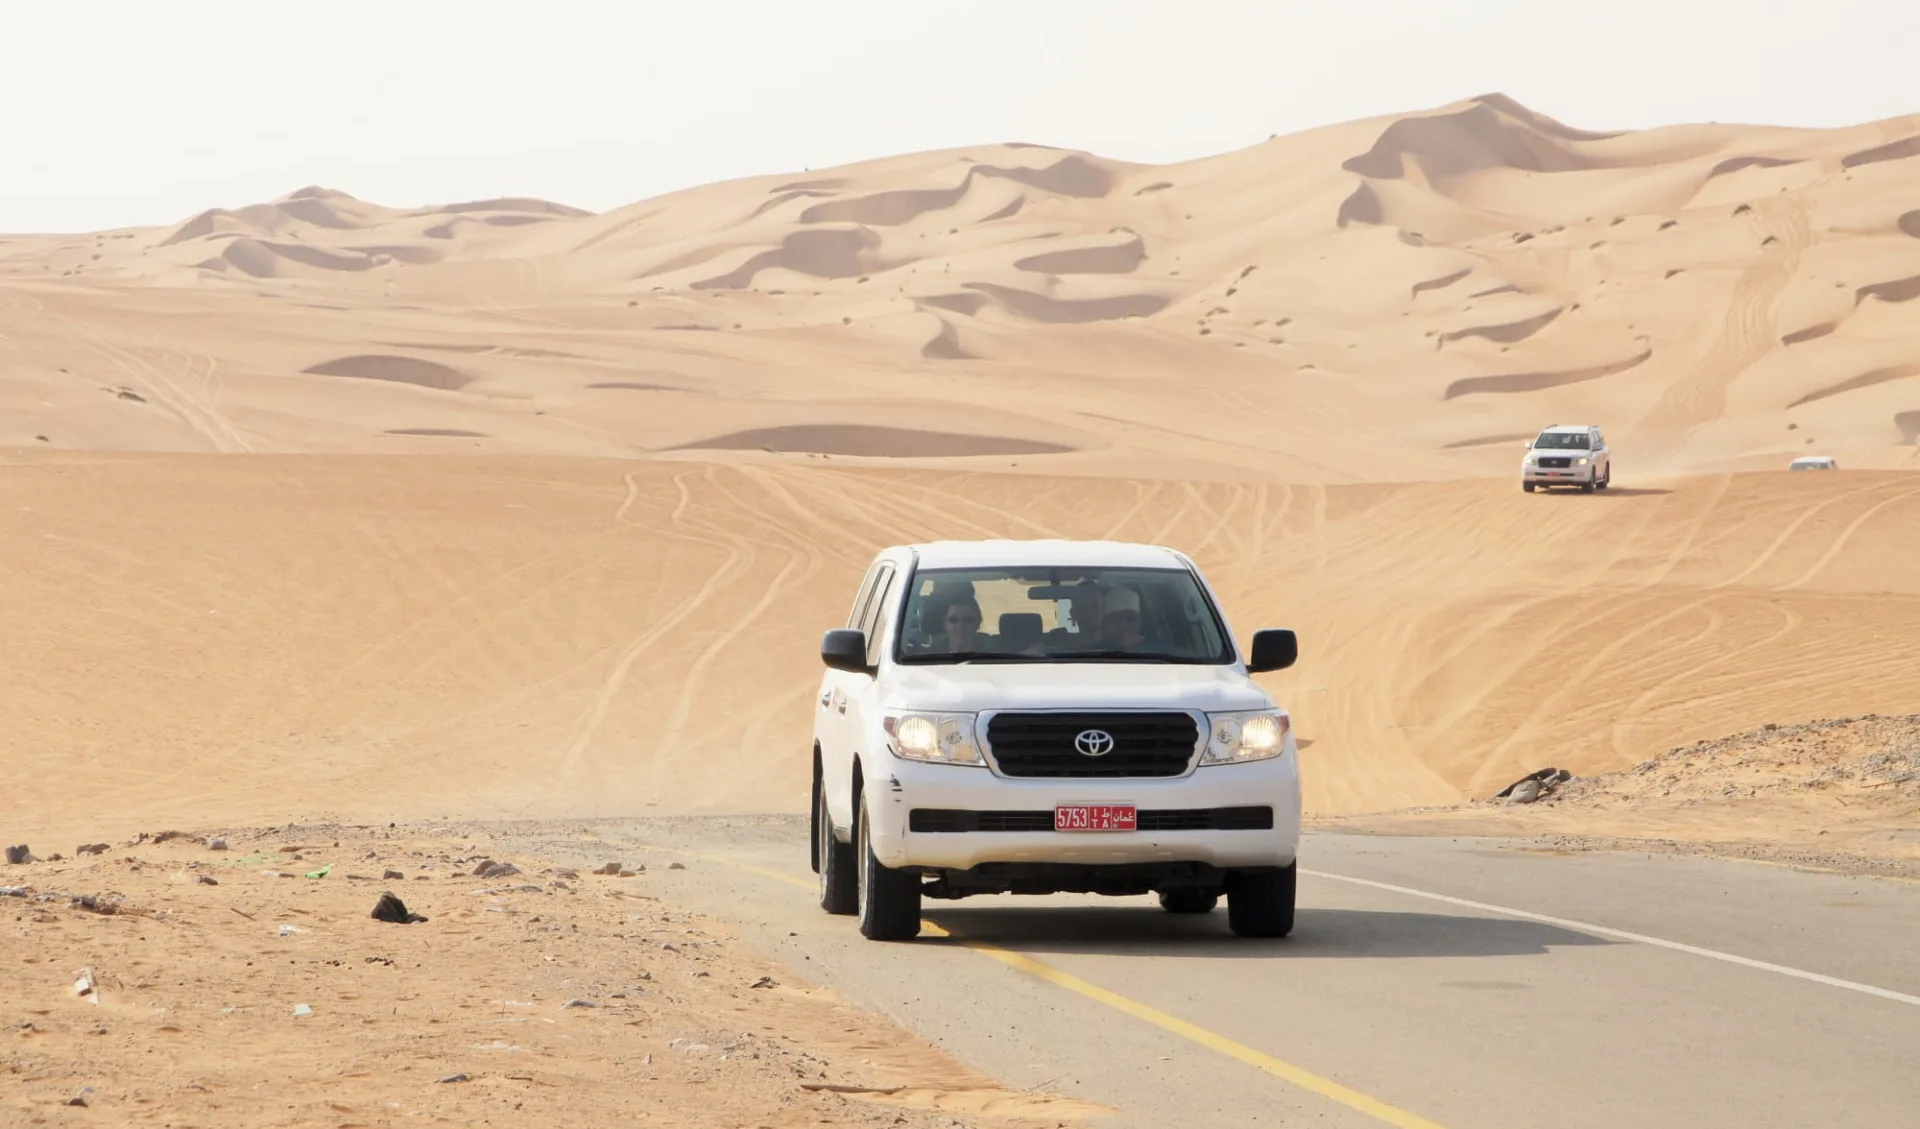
[4,93,1920,1121]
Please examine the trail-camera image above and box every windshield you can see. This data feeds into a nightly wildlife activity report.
[894,565,1234,664]
[1532,432,1590,450]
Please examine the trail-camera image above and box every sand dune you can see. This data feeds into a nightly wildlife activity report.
[9,94,1920,474]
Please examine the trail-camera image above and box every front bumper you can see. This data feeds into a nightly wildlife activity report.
[863,742,1303,872]
[1524,462,1595,484]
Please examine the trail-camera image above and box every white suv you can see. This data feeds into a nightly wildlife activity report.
[1522,424,1611,492]
[810,539,1303,941]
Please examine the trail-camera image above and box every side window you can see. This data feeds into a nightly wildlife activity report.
[846,561,882,628]
[861,566,896,667]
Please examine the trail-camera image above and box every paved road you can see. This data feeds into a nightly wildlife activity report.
[536,818,1920,1129]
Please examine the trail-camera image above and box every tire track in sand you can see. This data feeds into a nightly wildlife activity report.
[1629,194,1811,468]
[554,466,756,794]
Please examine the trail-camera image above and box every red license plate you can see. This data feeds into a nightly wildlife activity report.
[1054,804,1137,832]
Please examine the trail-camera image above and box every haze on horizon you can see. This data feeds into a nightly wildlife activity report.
[6,0,1917,233]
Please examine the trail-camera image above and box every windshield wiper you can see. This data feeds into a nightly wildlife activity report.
[1043,649,1175,662]
[908,650,1035,663]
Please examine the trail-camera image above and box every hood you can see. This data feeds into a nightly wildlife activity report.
[879,662,1277,714]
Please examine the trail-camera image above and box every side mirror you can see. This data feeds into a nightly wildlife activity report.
[821,628,873,675]
[1246,628,1298,674]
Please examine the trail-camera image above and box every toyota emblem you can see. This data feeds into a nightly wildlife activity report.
[1074,729,1116,757]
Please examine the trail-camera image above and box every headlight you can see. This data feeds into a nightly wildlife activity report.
[1201,710,1291,765]
[1575,457,1589,465]
[883,711,983,765]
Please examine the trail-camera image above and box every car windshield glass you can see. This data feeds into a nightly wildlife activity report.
[894,565,1233,664]
[1533,432,1590,449]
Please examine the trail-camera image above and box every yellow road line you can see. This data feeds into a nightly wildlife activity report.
[640,843,1450,1129]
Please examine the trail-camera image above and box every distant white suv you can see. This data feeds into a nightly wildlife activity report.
[810,540,1303,941]
[1522,424,1611,492]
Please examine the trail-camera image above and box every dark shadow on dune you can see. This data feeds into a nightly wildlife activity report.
[1781,322,1837,346]
[670,424,1072,458]
[921,318,975,360]
[919,904,1614,960]
[1841,136,1920,170]
[978,155,1112,198]
[918,292,989,316]
[1898,411,1920,445]
[384,428,488,437]
[964,282,1167,324]
[587,382,677,392]
[1707,155,1800,179]
[798,157,1110,228]
[1014,236,1144,276]
[435,197,590,217]
[262,241,384,271]
[980,195,1025,222]
[750,189,837,219]
[1470,284,1525,298]
[771,178,849,193]
[1336,183,1382,227]
[1900,211,1920,239]
[1345,102,1599,184]
[303,355,471,391]
[1469,93,1623,142]
[1788,363,1920,408]
[1444,347,1650,399]
[1856,273,1920,305]
[802,184,970,226]
[1439,307,1563,347]
[482,215,552,227]
[693,227,885,289]
[1411,268,1470,297]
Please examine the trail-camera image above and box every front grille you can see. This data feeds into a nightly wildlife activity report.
[910,807,1274,833]
[984,711,1199,778]
[1537,456,1571,468]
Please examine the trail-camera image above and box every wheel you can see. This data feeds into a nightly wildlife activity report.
[1579,478,1595,493]
[1226,864,1296,938]
[1158,889,1219,914]
[1522,482,1536,493]
[856,798,921,940]
[815,773,857,916]
[1597,465,1611,489]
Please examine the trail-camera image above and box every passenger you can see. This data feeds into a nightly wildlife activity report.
[1043,581,1104,649]
[936,596,989,653]
[1102,587,1147,650]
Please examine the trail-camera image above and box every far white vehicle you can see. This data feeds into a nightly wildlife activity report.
[1788,456,1837,471]
[810,539,1303,941]
[1522,424,1611,493]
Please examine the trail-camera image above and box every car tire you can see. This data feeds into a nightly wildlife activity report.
[1226,864,1296,938]
[1598,465,1611,489]
[1159,889,1219,914]
[1522,482,1536,493]
[856,799,921,940]
[1580,478,1595,493]
[815,775,857,916]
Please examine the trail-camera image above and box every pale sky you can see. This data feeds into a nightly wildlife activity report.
[6,0,1917,233]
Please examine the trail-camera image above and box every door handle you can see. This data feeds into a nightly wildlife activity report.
[819,690,831,707]
[837,700,847,714]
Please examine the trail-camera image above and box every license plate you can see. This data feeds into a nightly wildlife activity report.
[1054,804,1137,832]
